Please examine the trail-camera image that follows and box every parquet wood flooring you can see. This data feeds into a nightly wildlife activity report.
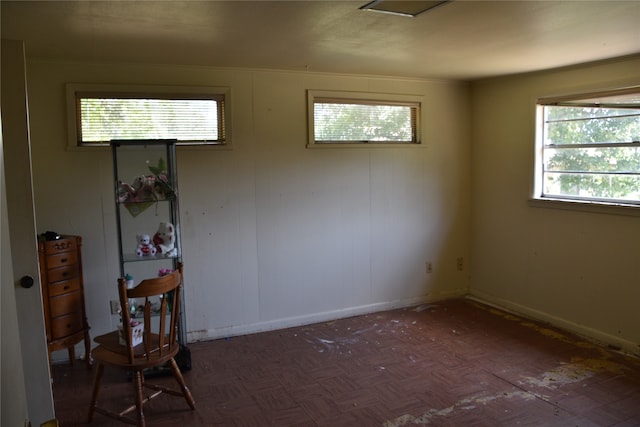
[52,299,640,426]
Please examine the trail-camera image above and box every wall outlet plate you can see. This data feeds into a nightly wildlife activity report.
[110,300,120,315]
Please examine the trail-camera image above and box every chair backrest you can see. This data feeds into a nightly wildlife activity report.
[117,263,183,364]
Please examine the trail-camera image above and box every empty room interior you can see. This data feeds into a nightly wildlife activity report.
[1,1,639,426]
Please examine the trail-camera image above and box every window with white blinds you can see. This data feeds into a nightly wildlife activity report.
[67,84,229,147]
[308,90,422,147]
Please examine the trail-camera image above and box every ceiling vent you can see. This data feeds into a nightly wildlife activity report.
[360,0,450,17]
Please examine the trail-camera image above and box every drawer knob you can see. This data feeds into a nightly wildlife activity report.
[61,258,68,263]
[19,275,35,288]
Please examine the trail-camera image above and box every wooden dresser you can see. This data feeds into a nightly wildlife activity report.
[38,235,91,370]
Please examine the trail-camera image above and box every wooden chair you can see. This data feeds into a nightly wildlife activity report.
[88,263,195,426]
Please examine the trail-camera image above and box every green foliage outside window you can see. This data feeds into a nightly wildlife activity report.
[314,102,417,143]
[79,97,221,145]
[543,105,640,202]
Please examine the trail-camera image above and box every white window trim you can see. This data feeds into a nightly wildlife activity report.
[306,90,424,149]
[530,85,640,217]
[528,197,640,217]
[65,83,232,151]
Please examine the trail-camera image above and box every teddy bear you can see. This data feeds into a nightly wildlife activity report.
[135,234,157,257]
[117,175,155,203]
[153,222,177,257]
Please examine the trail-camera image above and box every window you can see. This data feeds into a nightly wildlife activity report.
[534,87,640,208]
[307,90,422,147]
[66,84,230,148]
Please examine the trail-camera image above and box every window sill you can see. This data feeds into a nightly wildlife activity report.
[528,197,640,217]
[66,142,233,152]
[306,142,425,149]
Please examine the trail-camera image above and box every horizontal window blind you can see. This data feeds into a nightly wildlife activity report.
[76,94,225,145]
[313,98,419,144]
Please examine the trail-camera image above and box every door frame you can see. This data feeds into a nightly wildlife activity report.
[1,38,55,426]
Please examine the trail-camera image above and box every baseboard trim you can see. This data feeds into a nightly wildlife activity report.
[467,291,640,358]
[188,288,467,343]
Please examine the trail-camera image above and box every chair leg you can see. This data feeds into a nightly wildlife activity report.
[168,358,196,410]
[88,362,104,422]
[133,370,146,427]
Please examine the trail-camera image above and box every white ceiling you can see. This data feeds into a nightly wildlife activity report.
[2,0,639,80]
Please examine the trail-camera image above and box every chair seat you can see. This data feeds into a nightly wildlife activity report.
[92,331,179,369]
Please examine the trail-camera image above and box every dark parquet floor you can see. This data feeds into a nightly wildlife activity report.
[52,299,640,426]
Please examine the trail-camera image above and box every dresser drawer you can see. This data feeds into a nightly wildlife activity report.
[43,237,77,255]
[51,312,84,340]
[47,265,79,283]
[46,250,78,269]
[48,278,81,297]
[49,291,83,318]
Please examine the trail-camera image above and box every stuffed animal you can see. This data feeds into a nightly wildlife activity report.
[117,181,135,203]
[135,234,157,257]
[153,222,177,257]
[132,175,156,201]
[116,174,175,204]
[115,158,176,212]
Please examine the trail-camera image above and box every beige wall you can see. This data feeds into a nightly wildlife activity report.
[24,54,640,363]
[470,56,640,354]
[26,61,471,358]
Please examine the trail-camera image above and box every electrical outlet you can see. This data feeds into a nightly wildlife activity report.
[110,300,120,315]
[456,257,464,271]
[426,262,433,274]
